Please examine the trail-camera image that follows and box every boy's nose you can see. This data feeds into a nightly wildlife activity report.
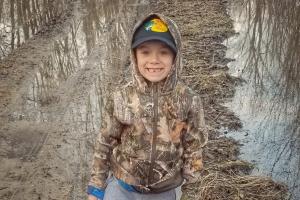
[149,53,159,64]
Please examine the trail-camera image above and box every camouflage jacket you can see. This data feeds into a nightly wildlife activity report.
[89,13,208,193]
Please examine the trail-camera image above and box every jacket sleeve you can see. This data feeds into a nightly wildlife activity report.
[182,95,208,185]
[88,94,123,189]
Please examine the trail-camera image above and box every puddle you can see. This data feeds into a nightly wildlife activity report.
[225,1,300,199]
[0,0,69,59]
[1,0,150,199]
[11,0,143,122]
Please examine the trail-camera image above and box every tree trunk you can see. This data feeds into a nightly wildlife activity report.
[10,0,15,50]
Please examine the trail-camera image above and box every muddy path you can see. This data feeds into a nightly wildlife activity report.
[0,0,146,199]
[0,0,288,200]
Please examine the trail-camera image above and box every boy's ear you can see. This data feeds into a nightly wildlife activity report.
[133,48,138,63]
[172,52,176,63]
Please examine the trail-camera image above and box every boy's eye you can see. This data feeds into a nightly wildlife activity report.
[160,49,172,55]
[139,50,150,55]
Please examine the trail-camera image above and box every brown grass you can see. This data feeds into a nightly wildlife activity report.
[181,171,288,200]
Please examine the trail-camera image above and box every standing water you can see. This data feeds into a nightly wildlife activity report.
[225,1,300,199]
[0,0,150,199]
[0,0,69,60]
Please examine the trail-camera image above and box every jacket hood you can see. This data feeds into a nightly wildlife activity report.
[130,13,182,94]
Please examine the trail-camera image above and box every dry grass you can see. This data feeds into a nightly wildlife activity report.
[181,171,288,200]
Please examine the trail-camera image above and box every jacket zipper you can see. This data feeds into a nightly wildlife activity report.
[147,83,159,185]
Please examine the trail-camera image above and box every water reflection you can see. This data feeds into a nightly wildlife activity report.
[12,0,149,199]
[226,1,300,199]
[24,0,134,111]
[0,0,68,59]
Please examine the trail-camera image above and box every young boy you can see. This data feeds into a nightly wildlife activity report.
[87,13,208,200]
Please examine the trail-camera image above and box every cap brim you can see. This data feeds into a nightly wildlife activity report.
[132,36,177,53]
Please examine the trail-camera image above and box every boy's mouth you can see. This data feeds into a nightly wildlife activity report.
[146,68,163,73]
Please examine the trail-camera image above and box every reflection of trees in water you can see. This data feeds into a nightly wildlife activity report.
[0,0,67,59]
[81,0,103,54]
[30,0,136,107]
[234,0,300,198]
[0,0,3,20]
[241,0,299,94]
[31,33,80,106]
[238,0,299,135]
[81,0,130,69]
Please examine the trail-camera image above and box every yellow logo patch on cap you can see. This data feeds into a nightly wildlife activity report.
[144,18,168,33]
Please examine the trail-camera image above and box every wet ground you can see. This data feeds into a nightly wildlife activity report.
[0,0,146,199]
[225,2,300,199]
[0,0,293,199]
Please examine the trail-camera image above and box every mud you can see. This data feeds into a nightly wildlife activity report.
[0,0,288,200]
[0,0,144,199]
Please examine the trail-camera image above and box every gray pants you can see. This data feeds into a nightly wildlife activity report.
[103,177,176,200]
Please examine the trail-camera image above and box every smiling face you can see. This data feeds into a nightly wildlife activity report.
[135,40,175,83]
